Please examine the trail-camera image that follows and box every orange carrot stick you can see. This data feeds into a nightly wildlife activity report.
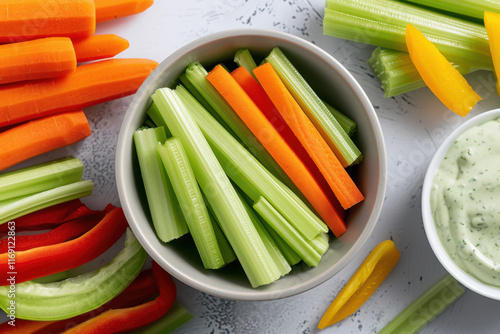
[95,0,154,23]
[0,0,95,43]
[0,111,91,172]
[254,63,364,210]
[231,66,345,219]
[0,37,76,85]
[0,58,158,127]
[72,34,130,63]
[207,65,347,237]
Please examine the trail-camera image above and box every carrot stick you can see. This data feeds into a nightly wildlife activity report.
[254,63,364,210]
[207,65,347,237]
[0,0,95,43]
[0,37,76,85]
[0,58,158,127]
[0,111,91,172]
[231,66,345,219]
[72,34,130,63]
[95,0,154,23]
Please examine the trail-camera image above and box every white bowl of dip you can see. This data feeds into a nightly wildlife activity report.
[422,108,500,300]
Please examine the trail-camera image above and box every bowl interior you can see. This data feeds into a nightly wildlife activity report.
[116,29,387,300]
[422,108,500,300]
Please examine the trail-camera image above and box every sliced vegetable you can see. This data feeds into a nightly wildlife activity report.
[157,137,224,269]
[254,62,364,213]
[72,34,130,62]
[318,240,400,329]
[378,275,464,334]
[261,220,302,266]
[0,110,91,172]
[134,127,188,242]
[0,58,158,127]
[132,301,193,334]
[0,37,76,85]
[485,11,500,96]
[405,23,481,116]
[324,0,492,70]
[406,0,500,20]
[323,100,357,137]
[234,48,258,76]
[265,47,362,167]
[0,228,147,321]
[0,0,95,43]
[95,0,154,23]
[0,157,83,202]
[152,87,281,288]
[175,85,328,241]
[0,206,127,285]
[204,202,237,265]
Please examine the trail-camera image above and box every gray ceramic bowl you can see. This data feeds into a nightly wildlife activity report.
[116,29,387,300]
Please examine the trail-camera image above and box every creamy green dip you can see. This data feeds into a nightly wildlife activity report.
[431,117,500,287]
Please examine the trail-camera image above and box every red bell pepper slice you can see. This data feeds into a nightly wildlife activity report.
[65,261,176,334]
[0,206,127,285]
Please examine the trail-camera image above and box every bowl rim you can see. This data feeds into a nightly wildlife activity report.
[116,28,387,300]
[422,108,500,300]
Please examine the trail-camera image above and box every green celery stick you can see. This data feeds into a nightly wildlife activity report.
[152,87,281,288]
[144,117,156,129]
[175,84,328,240]
[324,0,492,70]
[309,232,330,255]
[146,103,168,131]
[322,100,357,137]
[378,275,465,334]
[0,157,83,202]
[406,0,500,20]
[253,196,322,267]
[134,127,188,243]
[265,47,362,166]
[157,137,224,269]
[205,204,237,265]
[132,301,193,334]
[234,48,258,76]
[0,180,93,225]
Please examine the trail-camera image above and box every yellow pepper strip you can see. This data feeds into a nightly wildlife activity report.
[317,240,400,329]
[484,12,500,96]
[405,23,481,117]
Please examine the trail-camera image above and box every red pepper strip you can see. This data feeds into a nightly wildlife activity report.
[65,261,176,334]
[0,213,104,253]
[0,269,157,334]
[0,207,127,285]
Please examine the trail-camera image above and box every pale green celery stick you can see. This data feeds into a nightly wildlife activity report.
[0,180,93,225]
[0,157,83,202]
[367,47,473,97]
[322,100,357,137]
[134,127,188,242]
[182,62,295,188]
[324,0,492,70]
[261,219,302,266]
[238,191,291,277]
[378,275,465,334]
[33,271,69,284]
[265,47,362,166]
[146,102,168,131]
[157,138,224,269]
[253,196,322,267]
[205,204,236,265]
[309,232,330,255]
[406,0,500,20]
[152,87,281,288]
[175,85,328,240]
[234,48,258,76]
[132,301,193,334]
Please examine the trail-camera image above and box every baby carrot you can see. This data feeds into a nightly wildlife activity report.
[72,34,129,63]
[95,0,154,23]
[254,63,364,210]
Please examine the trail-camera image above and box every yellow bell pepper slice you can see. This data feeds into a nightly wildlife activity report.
[405,23,481,117]
[485,12,500,96]
[317,240,400,329]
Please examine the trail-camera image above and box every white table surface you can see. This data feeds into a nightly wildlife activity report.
[8,0,500,333]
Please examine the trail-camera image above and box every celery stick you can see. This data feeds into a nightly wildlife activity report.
[310,232,330,255]
[0,180,93,225]
[175,85,328,240]
[0,157,83,202]
[265,47,362,166]
[367,47,473,97]
[132,301,193,334]
[254,196,322,267]
[205,205,236,265]
[144,117,156,129]
[378,275,465,334]
[261,219,302,266]
[157,137,224,269]
[182,62,296,188]
[146,103,168,130]
[406,0,500,20]
[322,100,357,137]
[324,0,492,70]
[234,48,258,76]
[152,87,281,288]
[134,127,188,243]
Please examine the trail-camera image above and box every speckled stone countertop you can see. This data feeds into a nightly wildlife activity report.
[8,1,500,333]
